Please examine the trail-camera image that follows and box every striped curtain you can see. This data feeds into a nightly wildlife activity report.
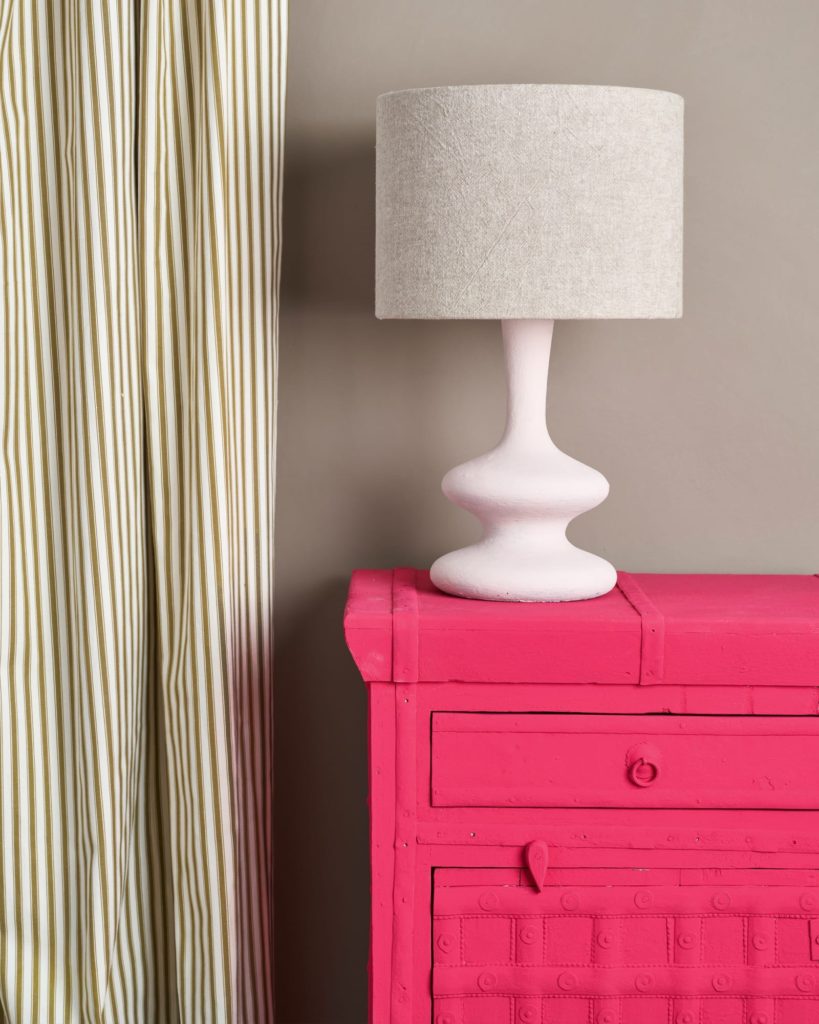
[0,2,286,1022]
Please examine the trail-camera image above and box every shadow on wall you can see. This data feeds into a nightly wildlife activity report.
[274,141,392,1023]
[284,139,376,310]
[273,576,369,1023]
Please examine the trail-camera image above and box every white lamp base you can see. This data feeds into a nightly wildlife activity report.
[430,318,617,603]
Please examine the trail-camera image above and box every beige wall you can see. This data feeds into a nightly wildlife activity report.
[275,2,819,1019]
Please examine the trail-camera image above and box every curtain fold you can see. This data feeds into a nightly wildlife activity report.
[0,2,286,1021]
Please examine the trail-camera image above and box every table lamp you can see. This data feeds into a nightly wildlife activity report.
[375,84,683,602]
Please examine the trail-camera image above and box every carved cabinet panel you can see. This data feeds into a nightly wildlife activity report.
[434,867,819,1024]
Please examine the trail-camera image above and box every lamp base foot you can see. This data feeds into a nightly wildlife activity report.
[431,543,617,603]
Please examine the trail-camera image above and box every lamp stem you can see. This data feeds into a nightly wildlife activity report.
[430,317,617,602]
[501,318,556,445]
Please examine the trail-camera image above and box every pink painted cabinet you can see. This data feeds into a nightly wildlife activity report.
[344,569,819,1024]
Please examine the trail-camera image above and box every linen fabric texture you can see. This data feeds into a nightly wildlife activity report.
[376,84,683,320]
[0,2,285,1022]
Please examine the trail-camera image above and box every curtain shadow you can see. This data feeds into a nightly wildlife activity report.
[283,139,375,310]
[274,577,369,1023]
[275,139,376,1023]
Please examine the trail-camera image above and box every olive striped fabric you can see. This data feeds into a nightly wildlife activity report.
[0,3,285,1022]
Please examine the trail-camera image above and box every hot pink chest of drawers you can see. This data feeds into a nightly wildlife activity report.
[344,568,819,1024]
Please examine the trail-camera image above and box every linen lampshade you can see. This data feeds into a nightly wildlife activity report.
[375,84,683,320]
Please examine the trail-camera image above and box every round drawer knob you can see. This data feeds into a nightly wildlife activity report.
[626,743,661,788]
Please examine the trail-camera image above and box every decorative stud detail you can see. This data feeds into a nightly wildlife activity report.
[561,892,580,911]
[519,925,538,945]
[752,933,769,951]
[436,1016,454,1024]
[750,1014,769,1024]
[478,971,497,992]
[478,890,499,911]
[557,971,578,991]
[519,1009,536,1024]
[677,932,696,949]
[597,930,615,949]
[796,973,815,992]
[436,933,454,953]
[597,1012,616,1024]
[635,972,654,992]
[634,890,653,909]
[712,891,731,910]
[712,973,732,992]
[801,893,818,911]
[676,1013,694,1024]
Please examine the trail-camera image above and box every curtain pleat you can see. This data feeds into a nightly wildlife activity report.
[0,2,286,1021]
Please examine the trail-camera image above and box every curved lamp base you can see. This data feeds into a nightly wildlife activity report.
[431,542,616,604]
[430,319,616,603]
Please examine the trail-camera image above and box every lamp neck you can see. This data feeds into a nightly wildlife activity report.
[500,318,555,444]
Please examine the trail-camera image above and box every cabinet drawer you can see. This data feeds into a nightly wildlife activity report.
[431,713,819,809]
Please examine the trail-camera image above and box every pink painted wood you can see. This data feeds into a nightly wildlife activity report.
[344,569,819,1024]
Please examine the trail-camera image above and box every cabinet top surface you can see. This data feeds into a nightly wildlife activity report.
[344,568,819,686]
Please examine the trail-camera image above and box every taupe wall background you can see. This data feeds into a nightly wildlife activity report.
[275,2,819,1020]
